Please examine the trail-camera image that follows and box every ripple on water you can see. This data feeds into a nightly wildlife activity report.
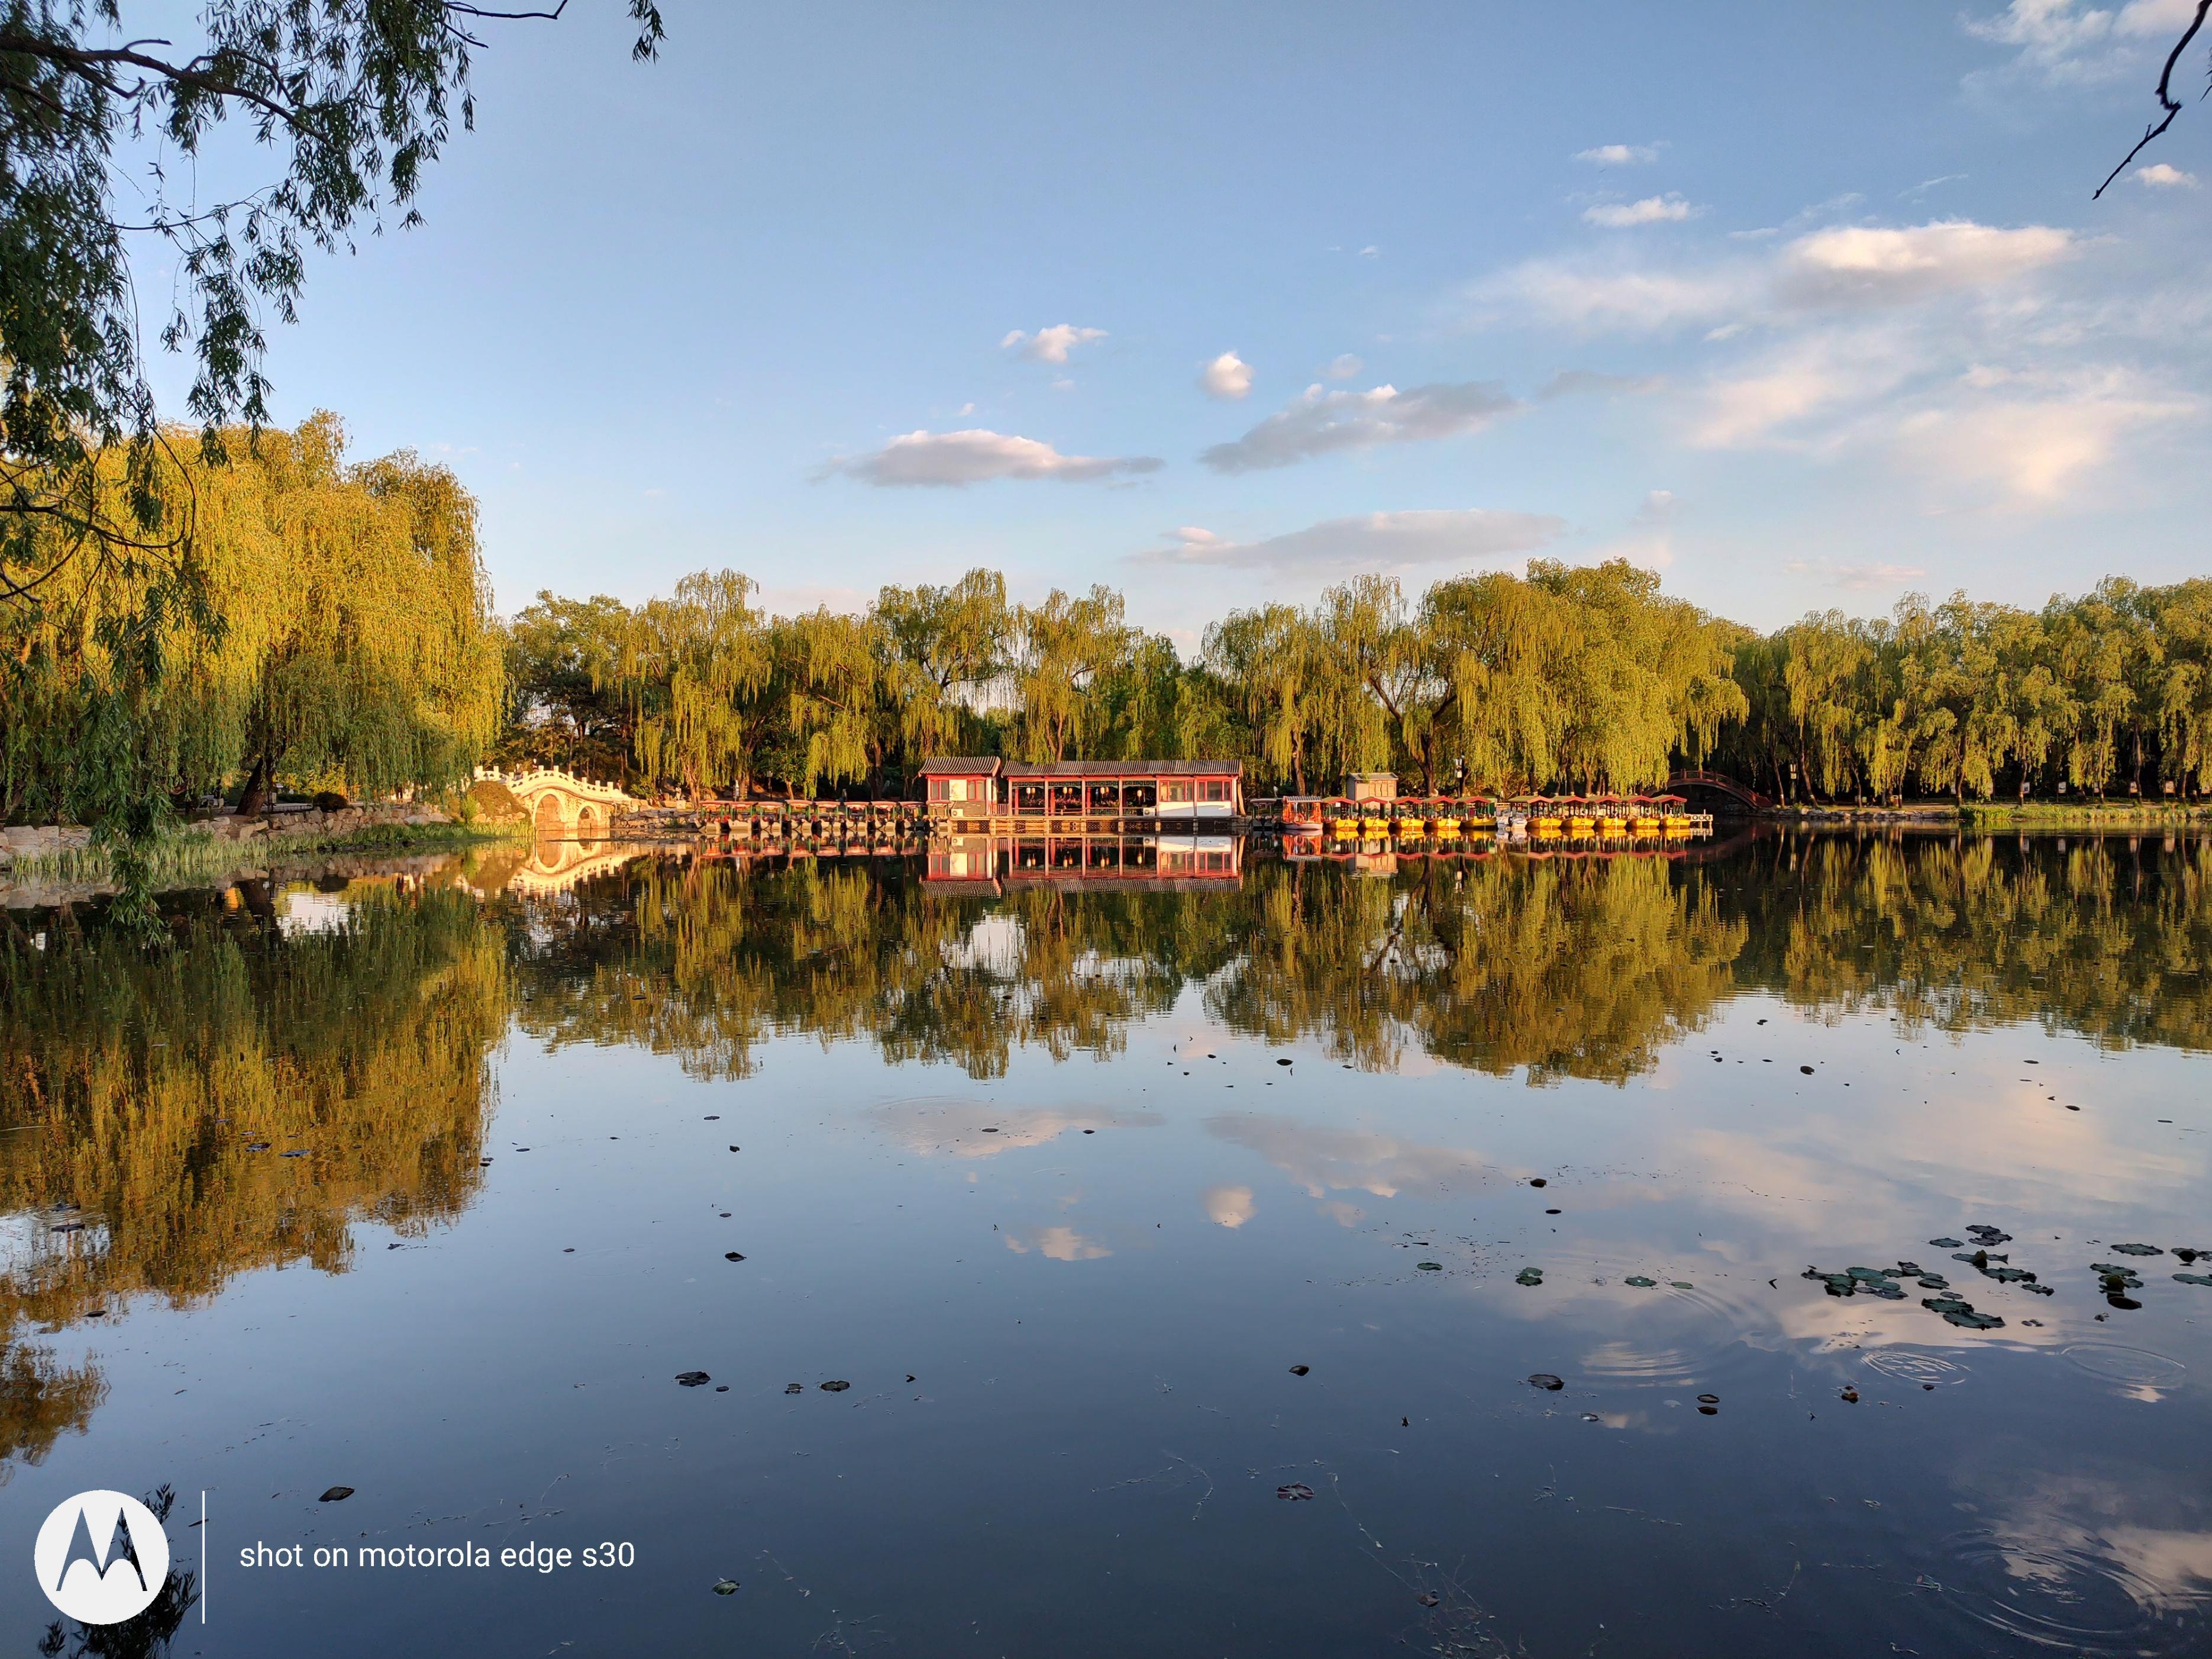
[2061,1344,2188,1392]
[1864,1348,1969,1387]
[1573,1274,1771,1390]
[1936,1524,2212,1657]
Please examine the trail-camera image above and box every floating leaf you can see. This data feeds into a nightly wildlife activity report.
[1529,1373,1564,1391]
[1515,1267,1544,1286]
[2110,1243,2164,1257]
[712,1579,740,1596]
[1277,1483,1315,1500]
[1416,1261,1442,1271]
[675,1371,711,1387]
[1942,1309,2004,1329]
[1624,1276,1658,1288]
[1928,1238,1963,1249]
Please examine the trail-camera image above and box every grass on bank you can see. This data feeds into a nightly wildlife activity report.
[1956,800,2212,828]
[1,818,529,887]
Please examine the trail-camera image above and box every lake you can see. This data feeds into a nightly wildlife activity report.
[4,830,2208,1657]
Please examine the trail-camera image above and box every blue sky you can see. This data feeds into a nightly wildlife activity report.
[144,1,2212,644]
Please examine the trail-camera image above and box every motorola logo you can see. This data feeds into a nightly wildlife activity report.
[33,1491,170,1625]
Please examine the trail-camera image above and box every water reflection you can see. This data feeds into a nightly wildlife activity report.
[0,831,2205,1655]
[1,885,502,1470]
[501,832,2212,1083]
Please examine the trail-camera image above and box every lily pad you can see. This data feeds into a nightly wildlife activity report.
[1529,1373,1564,1391]
[2174,1273,2212,1288]
[1624,1276,1658,1288]
[1670,1281,1694,1290]
[1966,1226,2013,1245]
[2110,1243,2164,1257]
[2106,1294,2143,1311]
[1277,1483,1315,1500]
[820,1380,850,1392]
[1416,1261,1442,1271]
[1846,1266,1894,1282]
[675,1371,711,1387]
[1928,1238,1964,1249]
[1917,1276,1949,1290]
[1289,1365,1310,1376]
[1942,1309,2004,1329]
[1515,1267,1544,1286]
[1922,1296,1972,1315]
[318,1486,353,1502]
[712,1579,740,1596]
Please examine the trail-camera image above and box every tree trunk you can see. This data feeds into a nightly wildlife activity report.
[237,754,273,817]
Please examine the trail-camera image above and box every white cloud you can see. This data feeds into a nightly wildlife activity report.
[1200,380,1520,472]
[1474,218,2075,335]
[1784,559,1930,592]
[1891,369,2194,502]
[1003,1225,1111,1261]
[1691,328,1912,447]
[1472,263,1754,333]
[1135,508,1564,576]
[1774,221,2076,308]
[830,428,1164,487]
[1202,1184,1255,1227]
[1000,324,1107,363]
[1324,353,1364,379]
[1584,193,1698,228]
[1197,350,1253,400]
[2137,162,2198,188]
[1575,143,1659,164]
[1962,0,2191,82]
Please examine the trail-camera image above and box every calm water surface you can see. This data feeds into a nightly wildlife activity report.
[3,832,2209,1657]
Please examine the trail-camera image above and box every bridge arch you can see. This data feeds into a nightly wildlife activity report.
[481,767,637,840]
[1665,769,1774,814]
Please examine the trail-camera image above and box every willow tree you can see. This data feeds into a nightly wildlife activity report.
[0,414,502,821]
[2155,579,2212,793]
[772,606,884,796]
[1010,586,1131,762]
[876,569,1012,763]
[1420,572,1567,793]
[499,591,636,780]
[1204,605,1313,791]
[2,1,664,886]
[1523,560,1744,793]
[619,570,770,801]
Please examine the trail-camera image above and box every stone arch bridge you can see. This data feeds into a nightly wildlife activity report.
[475,768,637,838]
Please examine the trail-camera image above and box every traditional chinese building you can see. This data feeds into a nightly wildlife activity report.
[919,758,1243,828]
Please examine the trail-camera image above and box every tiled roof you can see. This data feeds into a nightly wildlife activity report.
[917,757,1004,774]
[1000,759,1242,777]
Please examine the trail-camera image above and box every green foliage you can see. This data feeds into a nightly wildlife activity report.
[1716,578,2212,802]
[1,415,505,825]
[501,560,2212,805]
[2,0,661,486]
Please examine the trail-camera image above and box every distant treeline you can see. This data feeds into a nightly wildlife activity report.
[509,562,2212,804]
[7,418,2211,815]
[505,560,1745,799]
